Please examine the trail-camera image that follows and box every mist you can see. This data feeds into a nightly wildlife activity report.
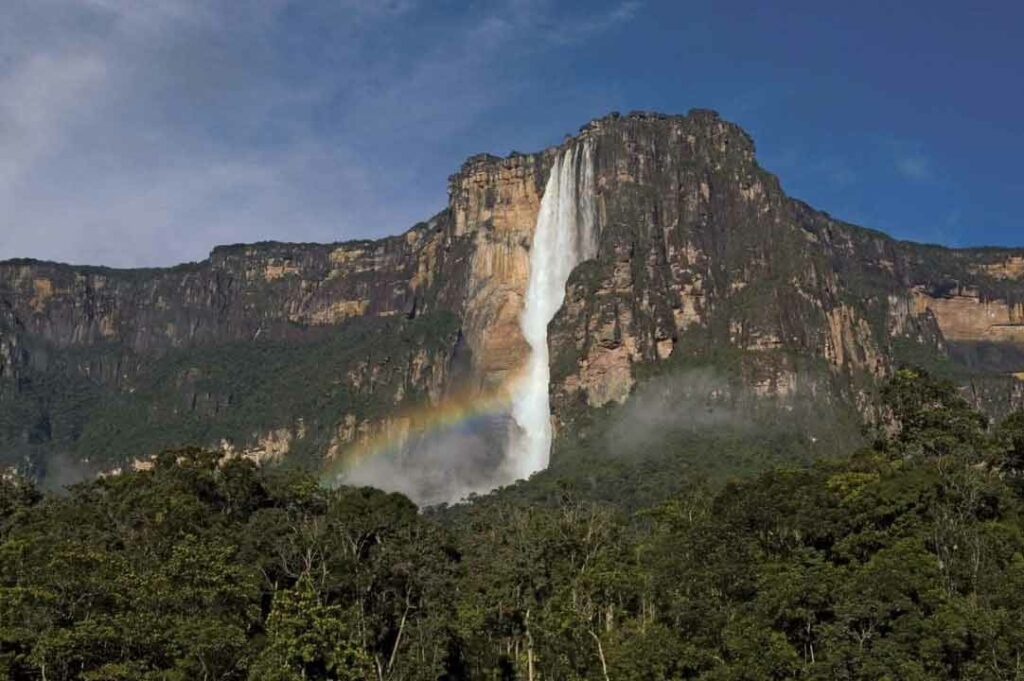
[601,366,862,461]
[35,451,100,493]
[339,413,518,507]
[338,367,861,505]
[605,369,754,456]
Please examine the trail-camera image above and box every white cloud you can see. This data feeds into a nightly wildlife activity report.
[0,0,639,267]
[0,51,107,190]
[896,153,933,181]
[544,0,642,44]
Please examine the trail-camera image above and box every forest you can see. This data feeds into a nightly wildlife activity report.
[3,368,1024,680]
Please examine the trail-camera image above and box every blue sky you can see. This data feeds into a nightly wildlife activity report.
[2,0,1020,267]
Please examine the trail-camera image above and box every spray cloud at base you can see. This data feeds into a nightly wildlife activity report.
[328,140,600,505]
[322,382,519,506]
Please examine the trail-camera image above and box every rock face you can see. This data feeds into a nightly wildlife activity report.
[912,287,1024,342]
[2,110,1024,476]
[544,113,1024,434]
[448,152,547,388]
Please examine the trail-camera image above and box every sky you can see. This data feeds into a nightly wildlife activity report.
[2,0,1021,267]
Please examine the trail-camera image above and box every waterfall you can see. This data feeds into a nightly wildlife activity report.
[509,140,598,479]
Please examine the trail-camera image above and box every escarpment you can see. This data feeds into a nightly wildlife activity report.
[447,152,546,389]
[2,110,1023,477]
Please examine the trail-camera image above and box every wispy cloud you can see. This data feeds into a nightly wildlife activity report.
[0,0,639,267]
[896,153,933,181]
[541,0,642,44]
[0,51,108,190]
[818,157,857,187]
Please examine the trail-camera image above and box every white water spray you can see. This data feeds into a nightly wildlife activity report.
[509,141,598,479]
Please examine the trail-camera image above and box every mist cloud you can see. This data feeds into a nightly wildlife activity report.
[606,369,754,456]
[339,414,517,507]
[36,451,100,493]
[602,366,861,461]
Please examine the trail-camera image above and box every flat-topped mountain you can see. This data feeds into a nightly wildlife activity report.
[2,110,1023,494]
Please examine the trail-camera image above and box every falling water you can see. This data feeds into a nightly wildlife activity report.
[509,140,598,479]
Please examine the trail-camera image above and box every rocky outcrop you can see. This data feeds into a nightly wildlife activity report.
[912,287,1024,342]
[3,109,1024,474]
[447,153,547,388]
[979,256,1024,280]
[542,112,1024,427]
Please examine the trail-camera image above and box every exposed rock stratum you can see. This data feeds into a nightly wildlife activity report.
[2,110,1023,498]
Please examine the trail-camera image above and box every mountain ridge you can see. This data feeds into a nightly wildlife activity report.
[4,109,1020,270]
[2,109,1023,489]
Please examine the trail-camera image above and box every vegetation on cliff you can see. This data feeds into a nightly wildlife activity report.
[2,311,461,476]
[4,370,1024,679]
[3,111,1023,487]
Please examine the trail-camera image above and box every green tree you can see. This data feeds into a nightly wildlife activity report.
[251,576,372,681]
[879,368,987,460]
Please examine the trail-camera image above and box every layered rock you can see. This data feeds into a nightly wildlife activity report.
[543,112,1024,427]
[911,287,1024,342]
[447,152,547,388]
[2,109,1024,475]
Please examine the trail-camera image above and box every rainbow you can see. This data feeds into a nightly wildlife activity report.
[321,378,520,482]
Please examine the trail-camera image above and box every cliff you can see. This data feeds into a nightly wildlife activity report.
[2,110,1023,477]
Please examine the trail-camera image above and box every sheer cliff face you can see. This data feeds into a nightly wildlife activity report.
[0,220,474,469]
[451,112,1024,427]
[0,221,459,353]
[548,113,910,417]
[447,152,546,389]
[2,110,1024,474]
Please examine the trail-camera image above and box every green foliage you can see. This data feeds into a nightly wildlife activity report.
[0,450,458,680]
[5,370,1024,679]
[80,312,459,466]
[879,367,988,458]
[1,312,460,474]
[250,576,372,680]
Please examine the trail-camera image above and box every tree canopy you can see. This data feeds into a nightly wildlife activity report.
[4,370,1024,679]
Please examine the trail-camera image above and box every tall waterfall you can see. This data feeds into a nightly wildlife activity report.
[509,141,598,479]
